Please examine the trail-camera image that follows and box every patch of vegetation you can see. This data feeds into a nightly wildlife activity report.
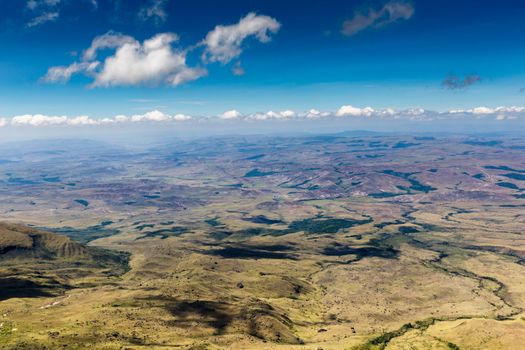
[43,222,120,244]
[382,170,436,193]
[353,319,436,350]
[398,226,419,234]
[447,342,461,350]
[7,177,37,185]
[205,217,222,227]
[369,192,404,198]
[204,244,297,260]
[374,220,405,229]
[242,215,284,225]
[496,182,519,190]
[287,217,372,234]
[42,176,61,183]
[464,140,502,147]
[74,199,89,207]
[245,154,265,160]
[136,226,189,240]
[235,227,289,237]
[484,165,525,173]
[393,141,421,149]
[500,173,525,181]
[244,169,278,177]
[322,244,398,260]
[415,136,435,140]
[135,223,155,231]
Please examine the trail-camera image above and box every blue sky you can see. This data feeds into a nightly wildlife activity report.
[0,0,524,121]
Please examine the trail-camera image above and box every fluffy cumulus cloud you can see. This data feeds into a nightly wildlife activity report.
[93,33,206,87]
[8,110,193,127]
[44,32,207,87]
[336,105,374,117]
[11,114,68,126]
[244,110,297,120]
[43,13,280,87]
[202,12,281,64]
[342,1,414,36]
[219,109,242,120]
[3,105,525,128]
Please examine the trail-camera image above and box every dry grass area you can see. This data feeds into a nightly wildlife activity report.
[1,135,525,349]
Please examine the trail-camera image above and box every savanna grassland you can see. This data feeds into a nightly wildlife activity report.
[1,133,525,349]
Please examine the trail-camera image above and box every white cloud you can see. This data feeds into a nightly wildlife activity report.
[202,12,281,64]
[131,110,171,122]
[173,113,192,121]
[301,109,330,119]
[11,114,68,126]
[27,0,60,9]
[3,105,525,128]
[44,32,207,87]
[279,110,296,118]
[470,107,494,115]
[245,110,296,120]
[44,14,281,88]
[336,105,374,117]
[232,61,245,76]
[139,0,168,24]
[82,32,136,61]
[27,11,59,27]
[93,33,204,87]
[220,110,242,120]
[67,115,99,125]
[168,67,208,87]
[7,110,193,127]
[43,61,99,83]
[342,1,414,36]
